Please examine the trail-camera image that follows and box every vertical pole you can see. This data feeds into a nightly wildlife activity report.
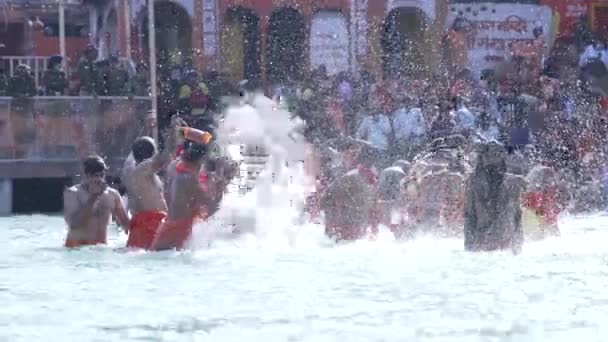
[148,0,158,142]
[59,0,66,70]
[90,6,97,44]
[124,0,132,60]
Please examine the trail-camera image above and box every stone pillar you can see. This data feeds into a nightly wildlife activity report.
[366,15,384,80]
[430,0,449,80]
[192,0,205,70]
[89,6,98,45]
[260,15,269,94]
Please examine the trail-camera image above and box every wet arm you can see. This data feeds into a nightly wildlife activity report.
[149,123,179,171]
[111,191,131,232]
[200,175,226,218]
[63,189,98,230]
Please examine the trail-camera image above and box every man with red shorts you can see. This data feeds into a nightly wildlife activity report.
[121,115,183,249]
[150,140,236,251]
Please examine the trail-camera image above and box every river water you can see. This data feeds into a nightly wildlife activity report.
[3,214,608,341]
[5,95,608,341]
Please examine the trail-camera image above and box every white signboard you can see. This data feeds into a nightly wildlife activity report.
[310,11,350,75]
[446,3,553,76]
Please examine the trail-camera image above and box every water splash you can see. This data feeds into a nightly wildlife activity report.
[189,93,326,249]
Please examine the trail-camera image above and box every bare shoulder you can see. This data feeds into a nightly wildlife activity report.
[105,187,122,200]
[134,159,155,174]
[63,185,81,200]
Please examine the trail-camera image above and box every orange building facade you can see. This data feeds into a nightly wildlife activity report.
[118,0,449,87]
[108,0,604,86]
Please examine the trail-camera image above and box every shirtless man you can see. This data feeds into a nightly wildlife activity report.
[150,141,237,251]
[121,115,184,249]
[63,156,130,247]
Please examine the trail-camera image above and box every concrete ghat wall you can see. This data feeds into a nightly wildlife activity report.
[0,179,12,215]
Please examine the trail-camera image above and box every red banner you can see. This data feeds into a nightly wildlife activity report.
[541,0,588,36]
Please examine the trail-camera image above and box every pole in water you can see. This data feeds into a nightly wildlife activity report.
[148,0,158,143]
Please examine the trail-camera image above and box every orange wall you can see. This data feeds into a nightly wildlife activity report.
[31,31,88,67]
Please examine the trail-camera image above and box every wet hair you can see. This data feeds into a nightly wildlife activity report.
[181,140,207,163]
[132,137,156,164]
[82,155,107,175]
[356,145,376,167]
[477,142,508,173]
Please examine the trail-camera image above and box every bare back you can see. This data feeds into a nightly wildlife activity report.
[165,161,203,221]
[123,159,167,214]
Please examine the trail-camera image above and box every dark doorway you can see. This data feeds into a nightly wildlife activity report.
[222,6,261,87]
[267,7,307,84]
[141,1,193,68]
[381,8,428,79]
[141,1,193,133]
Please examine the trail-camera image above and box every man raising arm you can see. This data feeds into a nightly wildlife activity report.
[122,115,184,249]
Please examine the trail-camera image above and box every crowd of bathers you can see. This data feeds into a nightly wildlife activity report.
[63,113,237,251]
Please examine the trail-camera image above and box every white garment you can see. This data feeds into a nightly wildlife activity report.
[579,44,608,67]
[391,107,426,143]
[338,80,353,102]
[357,114,390,151]
[454,105,476,130]
[480,126,500,141]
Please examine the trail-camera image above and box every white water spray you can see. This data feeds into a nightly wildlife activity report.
[189,93,326,249]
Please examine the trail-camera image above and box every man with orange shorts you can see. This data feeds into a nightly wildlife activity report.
[150,140,236,251]
[122,115,184,249]
[63,156,130,247]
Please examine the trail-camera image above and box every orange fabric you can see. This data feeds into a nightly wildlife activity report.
[523,187,560,232]
[126,211,167,249]
[65,238,106,248]
[150,217,195,251]
[601,97,608,113]
[327,101,345,134]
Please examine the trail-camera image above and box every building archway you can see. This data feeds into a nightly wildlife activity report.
[141,1,193,68]
[140,0,193,131]
[267,7,307,85]
[221,6,261,87]
[381,7,428,79]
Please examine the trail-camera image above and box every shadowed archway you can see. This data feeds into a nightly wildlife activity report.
[141,1,193,66]
[267,7,307,84]
[221,6,261,87]
[381,7,428,79]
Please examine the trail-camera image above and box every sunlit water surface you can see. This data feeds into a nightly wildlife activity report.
[3,214,608,342]
[5,96,608,341]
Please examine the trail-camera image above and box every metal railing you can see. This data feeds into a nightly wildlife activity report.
[0,56,53,90]
[0,96,151,172]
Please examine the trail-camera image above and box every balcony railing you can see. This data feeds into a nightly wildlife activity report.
[0,56,53,91]
[0,96,152,173]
